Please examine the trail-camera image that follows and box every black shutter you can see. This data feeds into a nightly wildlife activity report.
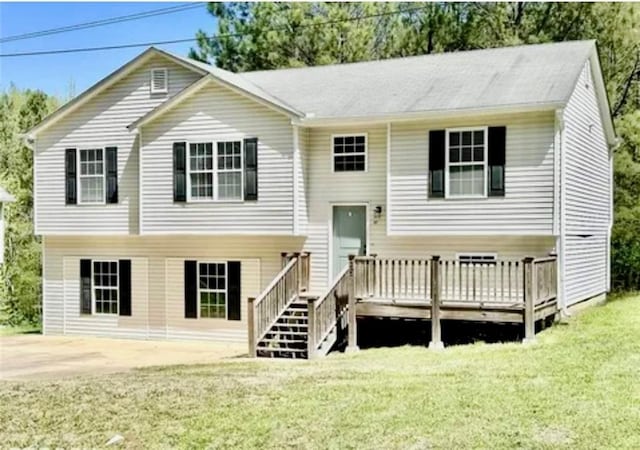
[244,137,258,201]
[184,260,198,318]
[65,148,77,205]
[488,126,506,197]
[105,146,118,203]
[429,130,445,198]
[119,259,131,316]
[173,142,187,202]
[80,259,92,314]
[227,261,241,321]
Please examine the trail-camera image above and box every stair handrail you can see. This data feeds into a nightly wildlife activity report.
[248,253,309,357]
[307,264,350,358]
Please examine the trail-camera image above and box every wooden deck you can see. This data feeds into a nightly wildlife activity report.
[348,255,558,348]
[248,252,558,358]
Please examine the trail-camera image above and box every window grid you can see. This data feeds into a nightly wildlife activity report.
[198,262,227,319]
[447,129,487,198]
[457,254,497,265]
[333,135,366,172]
[78,148,105,204]
[187,141,243,201]
[93,260,118,314]
[216,141,243,200]
[189,143,214,200]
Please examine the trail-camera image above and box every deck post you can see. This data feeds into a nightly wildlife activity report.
[346,254,359,353]
[523,256,536,344]
[307,296,317,359]
[429,255,444,350]
[248,297,257,357]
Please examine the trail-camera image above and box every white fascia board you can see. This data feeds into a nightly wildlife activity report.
[293,102,563,128]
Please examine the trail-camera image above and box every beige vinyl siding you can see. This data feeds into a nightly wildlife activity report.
[34,55,201,235]
[388,112,556,235]
[140,81,295,235]
[562,61,611,305]
[301,124,556,292]
[43,235,304,342]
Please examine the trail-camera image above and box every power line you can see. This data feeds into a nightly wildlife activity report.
[0,5,430,58]
[0,3,206,44]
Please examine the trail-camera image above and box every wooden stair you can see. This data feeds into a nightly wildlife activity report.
[257,299,309,359]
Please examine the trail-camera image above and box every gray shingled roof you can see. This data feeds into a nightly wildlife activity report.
[238,40,595,119]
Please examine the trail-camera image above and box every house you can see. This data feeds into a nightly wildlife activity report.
[0,186,15,265]
[27,40,614,357]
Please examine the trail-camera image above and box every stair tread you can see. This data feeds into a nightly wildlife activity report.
[265,331,308,336]
[257,347,308,353]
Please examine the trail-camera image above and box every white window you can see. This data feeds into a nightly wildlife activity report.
[93,260,118,314]
[79,148,105,204]
[198,262,227,319]
[333,134,367,172]
[187,141,243,201]
[457,253,497,265]
[150,68,168,94]
[217,141,243,200]
[189,143,214,200]
[446,128,487,198]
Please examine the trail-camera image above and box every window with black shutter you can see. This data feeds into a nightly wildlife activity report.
[184,260,242,321]
[105,147,118,203]
[488,126,506,197]
[429,130,445,198]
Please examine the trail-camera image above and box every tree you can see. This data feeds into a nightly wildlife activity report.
[0,87,58,325]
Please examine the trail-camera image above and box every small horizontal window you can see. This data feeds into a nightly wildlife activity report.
[457,254,497,265]
[333,135,366,172]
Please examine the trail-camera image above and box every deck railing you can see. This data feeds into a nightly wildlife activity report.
[248,252,310,357]
[307,265,350,358]
[532,257,557,306]
[352,254,558,345]
[353,256,554,307]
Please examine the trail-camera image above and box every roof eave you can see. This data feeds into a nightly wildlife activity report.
[293,102,564,128]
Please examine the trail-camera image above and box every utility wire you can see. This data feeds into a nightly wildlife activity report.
[0,3,205,44]
[0,5,429,58]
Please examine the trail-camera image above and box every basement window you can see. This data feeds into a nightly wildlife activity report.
[150,68,168,94]
[457,253,497,265]
[93,260,119,314]
[198,262,227,319]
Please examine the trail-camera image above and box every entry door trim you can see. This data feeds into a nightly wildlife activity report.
[328,202,369,284]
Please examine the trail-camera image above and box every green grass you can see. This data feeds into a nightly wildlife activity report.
[2,295,640,449]
[0,324,40,336]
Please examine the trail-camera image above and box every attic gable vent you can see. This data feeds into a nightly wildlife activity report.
[150,68,168,94]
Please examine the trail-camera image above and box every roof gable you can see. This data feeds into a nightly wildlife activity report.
[26,47,208,137]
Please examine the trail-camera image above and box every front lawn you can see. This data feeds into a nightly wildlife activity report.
[2,294,640,448]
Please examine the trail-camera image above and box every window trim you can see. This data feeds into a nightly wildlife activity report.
[197,261,228,320]
[150,68,168,94]
[331,133,368,173]
[91,259,119,315]
[77,148,106,206]
[186,140,244,203]
[445,127,488,199]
